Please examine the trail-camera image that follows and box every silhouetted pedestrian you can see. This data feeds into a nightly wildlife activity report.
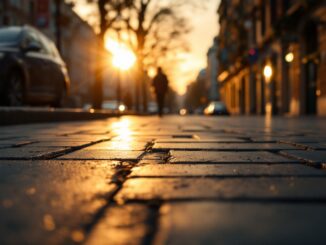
[152,67,169,116]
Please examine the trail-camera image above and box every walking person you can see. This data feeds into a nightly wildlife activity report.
[152,67,169,117]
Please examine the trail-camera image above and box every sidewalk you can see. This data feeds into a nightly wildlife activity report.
[0,106,126,125]
[0,115,326,244]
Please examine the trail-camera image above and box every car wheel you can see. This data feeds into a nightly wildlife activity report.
[6,71,25,106]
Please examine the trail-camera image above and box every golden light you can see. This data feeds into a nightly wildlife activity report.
[285,52,294,63]
[118,104,126,112]
[263,65,273,80]
[147,67,156,78]
[111,119,133,142]
[179,108,187,116]
[204,103,215,115]
[105,38,136,71]
[112,49,136,70]
[218,71,229,82]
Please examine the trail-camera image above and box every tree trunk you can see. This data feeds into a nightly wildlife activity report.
[139,58,148,113]
[93,0,107,109]
[135,61,141,112]
[93,33,104,109]
[136,32,147,113]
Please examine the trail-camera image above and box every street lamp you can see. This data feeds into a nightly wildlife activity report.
[285,52,294,63]
[263,65,273,80]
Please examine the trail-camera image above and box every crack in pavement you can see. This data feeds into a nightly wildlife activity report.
[71,143,170,245]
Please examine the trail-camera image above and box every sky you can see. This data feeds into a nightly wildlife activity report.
[73,0,220,95]
[175,0,220,94]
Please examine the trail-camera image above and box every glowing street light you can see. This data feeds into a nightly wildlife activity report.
[263,65,273,80]
[118,104,126,112]
[285,52,294,63]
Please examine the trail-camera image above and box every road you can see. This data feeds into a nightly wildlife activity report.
[1,115,326,244]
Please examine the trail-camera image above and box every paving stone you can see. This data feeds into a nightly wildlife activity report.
[112,136,155,142]
[116,177,326,201]
[114,132,193,137]
[0,140,34,146]
[86,204,154,245]
[156,138,246,143]
[291,143,326,150]
[253,136,325,143]
[86,141,148,151]
[0,136,23,140]
[249,137,280,142]
[195,133,247,139]
[0,160,118,244]
[30,136,108,142]
[58,150,143,160]
[280,150,326,163]
[0,144,12,149]
[181,126,208,131]
[155,202,326,245]
[0,147,67,159]
[0,115,326,244]
[29,141,94,147]
[170,151,297,163]
[130,164,325,177]
[142,151,168,159]
[154,143,297,151]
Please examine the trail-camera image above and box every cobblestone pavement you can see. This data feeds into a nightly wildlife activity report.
[1,115,326,244]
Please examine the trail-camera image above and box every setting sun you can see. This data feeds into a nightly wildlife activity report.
[105,38,136,71]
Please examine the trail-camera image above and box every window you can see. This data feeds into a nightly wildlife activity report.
[0,27,21,43]
[37,33,53,55]
[21,30,40,49]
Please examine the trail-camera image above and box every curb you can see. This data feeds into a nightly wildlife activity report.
[0,107,129,125]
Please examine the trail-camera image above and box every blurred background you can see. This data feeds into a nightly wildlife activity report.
[0,0,325,116]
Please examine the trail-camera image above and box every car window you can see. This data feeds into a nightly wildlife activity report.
[21,31,40,49]
[0,27,21,43]
[37,33,53,55]
[22,30,52,55]
[214,102,226,110]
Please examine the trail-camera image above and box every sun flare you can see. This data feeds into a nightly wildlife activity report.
[105,38,136,71]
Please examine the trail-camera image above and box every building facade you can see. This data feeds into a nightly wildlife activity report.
[217,0,326,116]
[0,0,98,106]
[206,37,220,101]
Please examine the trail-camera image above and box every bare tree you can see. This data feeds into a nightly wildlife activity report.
[81,0,201,110]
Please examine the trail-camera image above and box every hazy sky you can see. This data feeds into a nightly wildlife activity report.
[175,0,220,94]
[74,0,220,95]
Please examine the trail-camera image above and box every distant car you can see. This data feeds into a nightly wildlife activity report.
[102,100,127,112]
[204,101,229,115]
[148,102,158,114]
[0,26,70,106]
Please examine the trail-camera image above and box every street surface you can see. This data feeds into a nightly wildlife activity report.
[1,115,326,244]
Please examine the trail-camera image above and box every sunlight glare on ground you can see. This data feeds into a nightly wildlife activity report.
[110,119,134,149]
